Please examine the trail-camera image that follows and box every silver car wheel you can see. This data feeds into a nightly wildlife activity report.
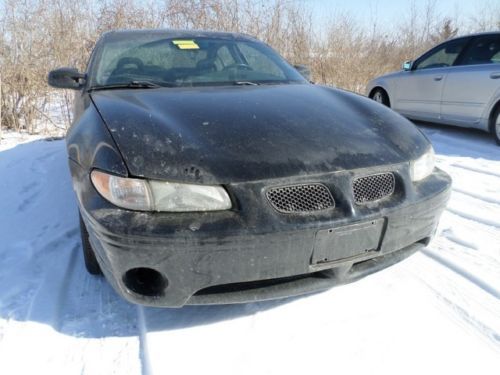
[373,91,384,104]
[496,112,500,140]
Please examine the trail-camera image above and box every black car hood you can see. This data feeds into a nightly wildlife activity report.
[91,84,429,184]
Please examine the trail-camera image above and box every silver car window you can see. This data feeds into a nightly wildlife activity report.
[459,35,500,65]
[414,39,468,70]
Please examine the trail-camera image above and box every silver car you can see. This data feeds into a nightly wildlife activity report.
[367,32,500,145]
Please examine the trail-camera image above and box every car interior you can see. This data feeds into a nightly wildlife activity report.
[101,39,286,86]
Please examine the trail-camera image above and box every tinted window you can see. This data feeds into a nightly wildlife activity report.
[459,35,500,65]
[91,36,306,88]
[214,45,235,69]
[237,42,286,79]
[414,39,468,70]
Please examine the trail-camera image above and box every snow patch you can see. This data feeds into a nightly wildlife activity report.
[0,122,499,374]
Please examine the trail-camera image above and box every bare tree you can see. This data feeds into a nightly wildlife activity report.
[1,0,497,135]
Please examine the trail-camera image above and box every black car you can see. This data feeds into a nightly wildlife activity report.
[48,29,451,307]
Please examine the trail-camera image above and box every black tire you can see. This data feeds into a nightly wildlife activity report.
[370,88,390,107]
[491,107,500,146]
[79,213,102,275]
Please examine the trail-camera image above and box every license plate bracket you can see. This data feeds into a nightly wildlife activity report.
[312,219,385,265]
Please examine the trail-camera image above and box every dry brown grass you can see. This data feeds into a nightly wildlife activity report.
[0,0,499,134]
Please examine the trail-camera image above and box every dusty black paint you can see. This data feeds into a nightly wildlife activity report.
[90,84,430,184]
[59,29,451,307]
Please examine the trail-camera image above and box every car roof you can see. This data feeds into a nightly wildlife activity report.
[101,28,259,43]
[447,31,500,42]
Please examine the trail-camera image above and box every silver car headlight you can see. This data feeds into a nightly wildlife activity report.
[410,147,435,182]
[90,170,232,212]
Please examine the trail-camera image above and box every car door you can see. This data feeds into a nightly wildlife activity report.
[440,34,500,129]
[394,37,470,122]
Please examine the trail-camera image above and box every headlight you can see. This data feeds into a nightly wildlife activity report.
[410,147,435,182]
[90,170,232,212]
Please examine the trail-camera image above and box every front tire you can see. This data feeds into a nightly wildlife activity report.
[491,107,500,146]
[370,88,390,107]
[79,213,102,275]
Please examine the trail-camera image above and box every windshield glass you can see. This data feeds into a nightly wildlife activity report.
[90,35,307,88]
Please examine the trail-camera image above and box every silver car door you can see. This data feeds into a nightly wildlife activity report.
[394,38,469,122]
[441,34,500,129]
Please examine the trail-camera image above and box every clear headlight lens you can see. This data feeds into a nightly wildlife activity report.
[148,180,231,212]
[410,147,435,182]
[90,170,231,212]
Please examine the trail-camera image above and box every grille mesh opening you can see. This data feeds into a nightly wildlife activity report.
[353,173,395,204]
[266,184,334,213]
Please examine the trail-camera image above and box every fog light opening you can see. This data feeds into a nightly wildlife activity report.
[123,268,168,297]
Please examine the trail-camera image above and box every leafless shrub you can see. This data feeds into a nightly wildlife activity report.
[0,0,498,135]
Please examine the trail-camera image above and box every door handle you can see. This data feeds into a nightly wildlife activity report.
[490,72,500,79]
[434,76,443,81]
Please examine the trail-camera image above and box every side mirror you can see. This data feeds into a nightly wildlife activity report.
[48,67,86,89]
[294,64,311,81]
[402,60,413,71]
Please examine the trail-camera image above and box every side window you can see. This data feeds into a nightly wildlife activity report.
[459,36,500,65]
[414,39,468,70]
[213,46,236,71]
[217,46,235,66]
[237,42,285,78]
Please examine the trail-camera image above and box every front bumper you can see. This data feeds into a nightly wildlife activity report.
[73,161,451,307]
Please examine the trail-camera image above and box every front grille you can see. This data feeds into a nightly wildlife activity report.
[353,173,395,204]
[266,184,335,213]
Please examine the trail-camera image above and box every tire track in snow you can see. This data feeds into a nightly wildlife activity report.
[437,211,500,278]
[440,211,500,247]
[438,162,500,198]
[452,188,500,206]
[25,242,79,330]
[406,253,500,350]
[420,125,500,160]
[432,236,500,306]
[28,148,59,172]
[449,163,500,179]
[440,229,478,251]
[137,306,152,375]
[445,207,500,229]
[36,227,80,256]
[51,242,80,332]
[415,275,500,349]
[420,249,500,300]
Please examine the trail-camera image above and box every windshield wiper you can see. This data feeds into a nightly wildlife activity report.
[233,81,260,86]
[88,80,175,91]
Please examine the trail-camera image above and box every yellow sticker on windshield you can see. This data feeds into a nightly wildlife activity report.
[172,40,200,50]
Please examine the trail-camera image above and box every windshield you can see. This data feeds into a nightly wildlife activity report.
[89,35,307,88]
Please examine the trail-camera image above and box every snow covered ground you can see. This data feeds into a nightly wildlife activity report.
[0,123,499,375]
